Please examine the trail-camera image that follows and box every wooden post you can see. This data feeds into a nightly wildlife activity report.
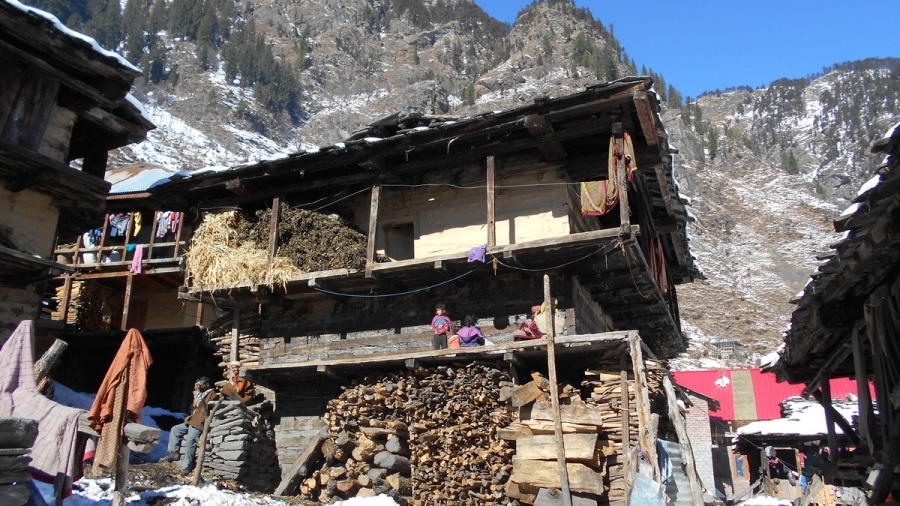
[543,274,572,506]
[58,274,72,327]
[663,376,704,506]
[366,185,381,268]
[111,442,130,506]
[612,123,630,228]
[628,333,658,480]
[172,212,185,258]
[821,381,839,475]
[852,324,875,455]
[191,397,224,486]
[267,196,281,266]
[147,211,159,259]
[120,274,133,331]
[487,156,496,247]
[194,300,204,327]
[34,339,68,383]
[230,310,240,363]
[98,214,109,261]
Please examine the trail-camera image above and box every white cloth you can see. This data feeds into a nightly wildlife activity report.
[0,321,85,494]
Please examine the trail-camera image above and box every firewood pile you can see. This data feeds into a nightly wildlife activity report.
[0,419,37,506]
[52,281,121,330]
[302,362,516,505]
[207,311,262,367]
[199,400,279,492]
[289,358,666,505]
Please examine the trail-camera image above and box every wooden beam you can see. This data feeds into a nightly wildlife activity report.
[366,185,380,268]
[58,274,72,327]
[230,310,240,362]
[225,178,247,196]
[628,333,658,480]
[487,156,496,247]
[632,92,660,147]
[120,274,133,331]
[851,324,875,455]
[801,340,852,398]
[543,274,573,506]
[317,365,345,382]
[524,114,567,161]
[267,196,281,266]
[663,376,704,506]
[820,381,839,476]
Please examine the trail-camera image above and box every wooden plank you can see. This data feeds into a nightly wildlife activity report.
[535,488,597,506]
[544,274,573,506]
[486,156,496,247]
[120,273,133,331]
[515,433,598,461]
[530,400,604,427]
[628,334,657,479]
[852,324,875,455]
[274,427,329,495]
[510,459,603,495]
[631,92,660,147]
[230,310,240,363]
[267,196,281,266]
[510,381,544,408]
[366,185,380,268]
[663,376,704,506]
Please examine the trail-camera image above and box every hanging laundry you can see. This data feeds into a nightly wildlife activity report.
[132,212,142,236]
[130,244,144,274]
[108,213,129,237]
[156,211,172,238]
[169,211,181,233]
[467,244,487,263]
[648,237,669,294]
[581,131,638,217]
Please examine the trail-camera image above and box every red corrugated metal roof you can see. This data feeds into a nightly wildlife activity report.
[672,369,868,422]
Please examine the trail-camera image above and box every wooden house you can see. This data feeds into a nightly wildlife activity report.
[0,0,154,342]
[137,78,705,503]
[48,163,221,411]
[770,122,900,502]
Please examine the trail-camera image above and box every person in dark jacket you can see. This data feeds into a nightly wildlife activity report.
[457,315,485,347]
[162,377,219,475]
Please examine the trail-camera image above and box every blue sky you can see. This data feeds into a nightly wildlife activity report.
[473,0,900,100]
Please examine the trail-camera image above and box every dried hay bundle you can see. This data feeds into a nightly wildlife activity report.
[238,203,368,273]
[186,211,301,292]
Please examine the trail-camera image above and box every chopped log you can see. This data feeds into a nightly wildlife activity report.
[516,434,599,462]
[33,339,67,384]
[274,427,329,496]
[530,401,604,427]
[510,381,544,407]
[510,459,604,495]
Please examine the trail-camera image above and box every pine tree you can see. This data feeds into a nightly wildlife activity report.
[667,85,683,108]
[707,129,719,161]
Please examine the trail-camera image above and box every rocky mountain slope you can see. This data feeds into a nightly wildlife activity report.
[40,0,900,368]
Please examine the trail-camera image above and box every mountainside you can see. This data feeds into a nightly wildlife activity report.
[32,0,900,368]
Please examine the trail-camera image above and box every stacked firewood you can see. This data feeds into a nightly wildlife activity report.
[200,400,279,492]
[0,419,37,506]
[581,369,637,502]
[207,311,262,366]
[305,363,516,505]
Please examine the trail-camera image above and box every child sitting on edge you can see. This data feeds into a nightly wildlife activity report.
[456,315,485,347]
[431,303,452,349]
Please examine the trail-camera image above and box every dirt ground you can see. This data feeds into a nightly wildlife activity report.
[81,461,314,505]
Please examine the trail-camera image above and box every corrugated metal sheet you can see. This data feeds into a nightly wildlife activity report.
[673,369,869,422]
[105,163,184,194]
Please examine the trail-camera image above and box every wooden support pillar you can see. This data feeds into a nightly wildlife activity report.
[267,196,282,266]
[194,300,204,326]
[612,123,630,228]
[120,274,133,331]
[487,156,496,247]
[147,211,159,259]
[663,376,704,506]
[366,185,381,270]
[58,274,72,327]
[172,212,185,258]
[34,339,68,384]
[543,274,572,506]
[230,310,240,363]
[820,380,839,475]
[111,442,130,506]
[628,333,658,479]
[852,324,875,455]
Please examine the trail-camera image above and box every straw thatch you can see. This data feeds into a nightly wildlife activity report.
[185,206,370,292]
[185,211,302,292]
[237,203,369,273]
